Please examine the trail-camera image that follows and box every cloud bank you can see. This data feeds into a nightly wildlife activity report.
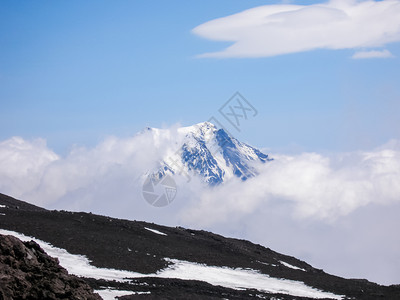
[2,133,399,222]
[183,144,400,225]
[1,131,400,284]
[192,0,400,58]
[0,130,178,208]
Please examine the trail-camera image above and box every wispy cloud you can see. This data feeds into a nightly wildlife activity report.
[352,49,394,59]
[192,0,400,58]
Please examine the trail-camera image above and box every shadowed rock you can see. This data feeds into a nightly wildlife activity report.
[0,234,101,300]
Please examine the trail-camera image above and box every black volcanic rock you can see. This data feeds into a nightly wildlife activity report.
[0,234,101,300]
[1,193,400,299]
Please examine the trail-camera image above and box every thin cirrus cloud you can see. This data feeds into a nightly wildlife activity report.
[192,0,400,58]
[352,49,394,59]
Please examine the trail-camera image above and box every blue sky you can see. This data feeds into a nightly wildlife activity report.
[1,0,400,154]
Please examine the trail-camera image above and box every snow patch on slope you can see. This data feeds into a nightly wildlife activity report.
[280,261,306,272]
[144,227,167,236]
[160,258,341,299]
[95,289,150,300]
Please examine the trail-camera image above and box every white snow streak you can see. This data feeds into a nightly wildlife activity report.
[280,261,306,271]
[144,227,167,236]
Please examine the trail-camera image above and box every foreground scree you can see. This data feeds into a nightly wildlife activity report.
[0,234,101,299]
[0,193,399,299]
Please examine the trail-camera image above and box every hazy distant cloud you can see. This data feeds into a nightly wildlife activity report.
[177,140,400,285]
[182,143,400,226]
[0,137,59,199]
[1,132,399,224]
[192,0,400,58]
[1,132,400,284]
[0,130,180,208]
[352,49,394,59]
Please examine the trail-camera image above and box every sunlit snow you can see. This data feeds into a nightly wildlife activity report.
[160,258,341,299]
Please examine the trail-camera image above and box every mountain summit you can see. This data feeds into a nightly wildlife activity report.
[148,122,271,185]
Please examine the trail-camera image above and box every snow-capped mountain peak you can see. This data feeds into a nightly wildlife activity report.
[148,122,271,185]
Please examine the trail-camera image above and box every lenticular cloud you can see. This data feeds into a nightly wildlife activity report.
[192,0,400,58]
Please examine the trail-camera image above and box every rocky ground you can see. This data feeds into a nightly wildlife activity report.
[1,192,399,299]
[0,233,101,300]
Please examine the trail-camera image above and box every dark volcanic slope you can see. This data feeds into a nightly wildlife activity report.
[0,193,46,212]
[1,193,399,300]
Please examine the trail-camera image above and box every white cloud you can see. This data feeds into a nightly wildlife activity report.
[1,132,400,284]
[352,49,394,59]
[192,0,400,58]
[0,129,182,208]
[0,137,59,199]
[182,143,400,226]
[1,133,399,223]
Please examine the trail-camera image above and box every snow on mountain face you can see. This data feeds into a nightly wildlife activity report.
[148,122,271,185]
